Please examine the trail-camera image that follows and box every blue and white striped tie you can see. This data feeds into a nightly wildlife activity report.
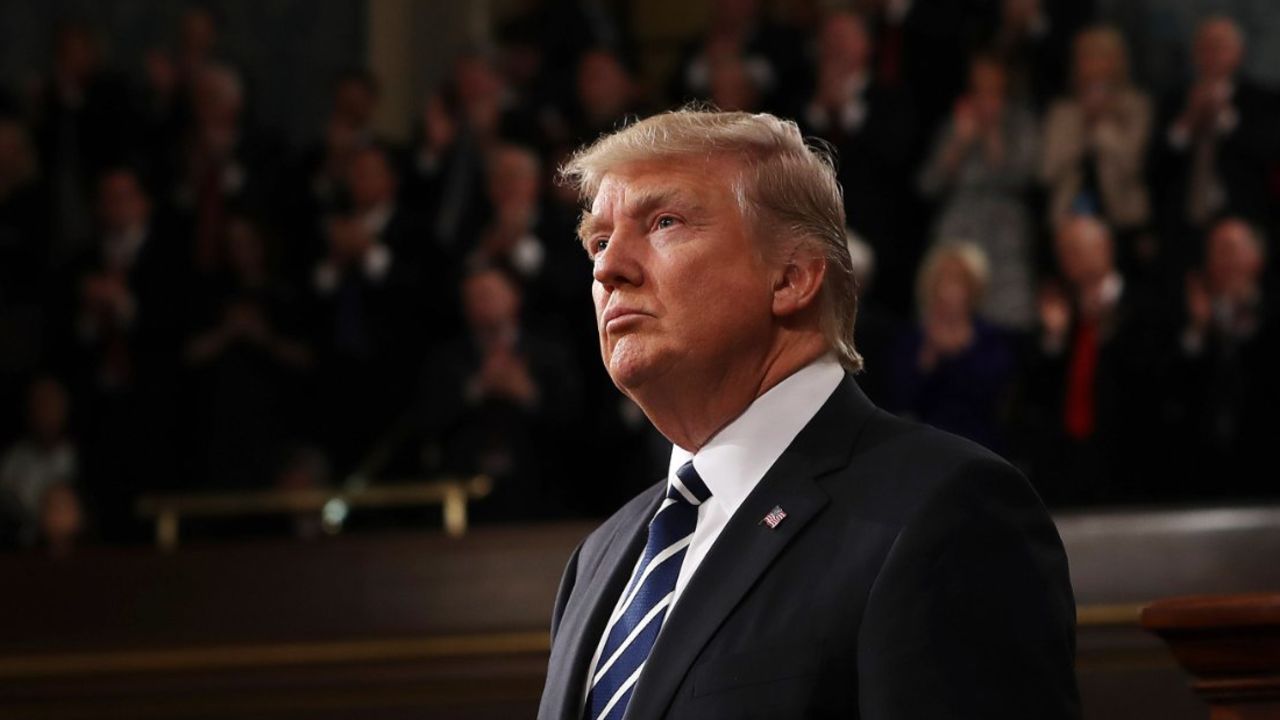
[585,460,712,720]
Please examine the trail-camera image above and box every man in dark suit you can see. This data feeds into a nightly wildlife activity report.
[538,108,1078,719]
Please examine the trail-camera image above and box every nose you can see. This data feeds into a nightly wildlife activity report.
[592,227,644,291]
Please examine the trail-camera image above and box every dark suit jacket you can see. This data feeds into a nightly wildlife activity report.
[539,375,1078,719]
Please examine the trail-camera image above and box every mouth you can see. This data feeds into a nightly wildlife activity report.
[601,305,652,331]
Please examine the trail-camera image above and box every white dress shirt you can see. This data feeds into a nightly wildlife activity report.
[582,354,845,707]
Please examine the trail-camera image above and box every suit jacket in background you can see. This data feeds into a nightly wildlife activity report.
[539,375,1079,719]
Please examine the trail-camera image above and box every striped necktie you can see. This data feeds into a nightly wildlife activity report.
[585,460,712,720]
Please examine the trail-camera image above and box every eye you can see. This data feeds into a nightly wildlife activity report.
[654,215,679,231]
[591,237,609,256]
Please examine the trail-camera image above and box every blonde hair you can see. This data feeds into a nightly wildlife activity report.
[559,107,863,372]
[915,241,990,315]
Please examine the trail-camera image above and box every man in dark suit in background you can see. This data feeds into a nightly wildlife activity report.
[538,109,1078,719]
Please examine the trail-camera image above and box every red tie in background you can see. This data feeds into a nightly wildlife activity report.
[1063,319,1099,440]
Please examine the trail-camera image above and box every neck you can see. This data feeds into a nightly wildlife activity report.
[631,329,828,452]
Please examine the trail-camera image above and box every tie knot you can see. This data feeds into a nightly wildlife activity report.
[670,460,712,506]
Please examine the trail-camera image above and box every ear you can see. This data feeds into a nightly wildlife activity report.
[771,250,826,318]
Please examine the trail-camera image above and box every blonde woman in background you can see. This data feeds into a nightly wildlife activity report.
[885,242,1016,451]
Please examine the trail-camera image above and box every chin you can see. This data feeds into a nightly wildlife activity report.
[604,336,666,393]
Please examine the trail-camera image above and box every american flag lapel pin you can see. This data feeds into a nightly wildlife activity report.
[760,505,788,530]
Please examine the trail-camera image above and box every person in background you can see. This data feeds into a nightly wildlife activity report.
[669,0,805,112]
[0,377,78,549]
[707,52,764,113]
[885,242,1016,451]
[293,69,385,231]
[343,144,421,266]
[32,23,135,268]
[562,49,643,149]
[1023,215,1164,505]
[56,167,186,541]
[1041,27,1153,270]
[170,62,279,278]
[183,214,311,489]
[468,143,580,328]
[140,6,222,154]
[64,167,187,397]
[858,0,985,134]
[798,10,916,314]
[307,211,419,479]
[985,0,1093,111]
[415,268,582,522]
[1151,17,1279,274]
[469,144,546,282]
[35,480,85,557]
[1172,217,1277,498]
[919,53,1040,331]
[402,90,492,256]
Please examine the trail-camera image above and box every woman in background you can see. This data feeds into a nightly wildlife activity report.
[885,242,1017,451]
[919,52,1040,331]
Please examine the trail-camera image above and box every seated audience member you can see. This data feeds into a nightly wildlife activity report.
[1042,27,1153,265]
[1173,218,1278,498]
[183,214,312,489]
[307,213,421,478]
[919,53,1039,330]
[415,268,582,522]
[1151,17,1279,270]
[885,242,1016,452]
[799,10,916,313]
[1023,216,1165,505]
[0,377,78,548]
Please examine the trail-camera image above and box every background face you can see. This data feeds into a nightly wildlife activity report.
[586,157,776,397]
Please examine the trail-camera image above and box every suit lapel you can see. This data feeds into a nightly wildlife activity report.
[545,484,664,720]
[622,375,877,719]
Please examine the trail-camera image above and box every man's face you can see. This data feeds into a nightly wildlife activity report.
[97,171,149,233]
[347,149,395,208]
[1207,221,1263,296]
[1054,218,1112,287]
[582,158,776,395]
[1195,20,1243,81]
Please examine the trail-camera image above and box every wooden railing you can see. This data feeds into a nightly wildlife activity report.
[135,475,492,551]
[1143,593,1280,719]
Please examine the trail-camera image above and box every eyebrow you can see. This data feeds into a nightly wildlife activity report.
[577,187,703,249]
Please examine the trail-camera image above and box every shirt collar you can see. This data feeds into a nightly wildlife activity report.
[667,355,845,519]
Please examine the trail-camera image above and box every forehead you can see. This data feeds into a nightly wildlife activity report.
[589,156,739,214]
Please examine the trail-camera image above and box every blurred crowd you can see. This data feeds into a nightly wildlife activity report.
[1,0,1279,551]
